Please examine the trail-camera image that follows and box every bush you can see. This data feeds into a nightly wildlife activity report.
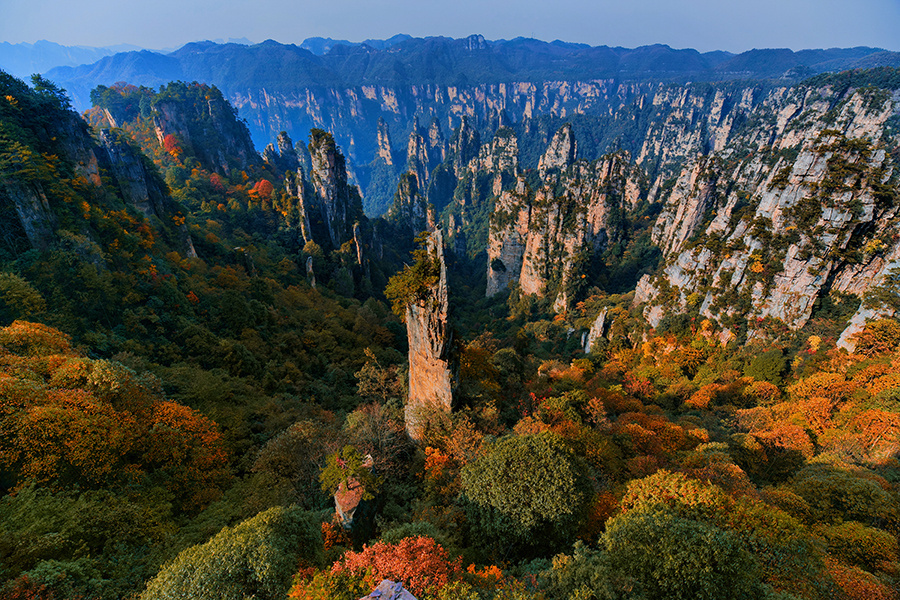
[139,505,322,600]
[603,510,764,600]
[460,432,591,557]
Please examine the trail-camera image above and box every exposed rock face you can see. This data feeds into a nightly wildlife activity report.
[307,130,365,250]
[306,255,316,287]
[450,117,481,178]
[583,307,608,353]
[538,123,576,176]
[405,229,453,441]
[486,177,529,296]
[427,117,446,165]
[650,157,717,256]
[98,129,169,220]
[1,179,57,250]
[276,131,300,170]
[376,117,394,166]
[487,145,643,309]
[634,84,900,341]
[264,131,301,174]
[0,96,196,255]
[387,172,433,236]
[152,85,261,176]
[361,580,417,600]
[281,168,313,244]
[407,117,431,189]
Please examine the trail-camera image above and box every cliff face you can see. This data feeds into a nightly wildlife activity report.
[307,129,366,250]
[486,136,643,308]
[405,229,453,441]
[634,83,900,343]
[152,83,261,177]
[386,172,433,237]
[263,131,301,174]
[98,129,170,221]
[0,75,195,257]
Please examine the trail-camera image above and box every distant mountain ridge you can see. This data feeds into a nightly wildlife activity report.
[32,36,900,215]
[46,36,899,112]
[0,40,140,80]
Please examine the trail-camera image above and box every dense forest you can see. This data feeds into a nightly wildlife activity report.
[0,65,899,600]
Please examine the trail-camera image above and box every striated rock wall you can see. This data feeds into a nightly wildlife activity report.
[486,124,643,308]
[538,122,576,176]
[152,86,261,177]
[634,84,900,341]
[405,229,453,441]
[387,172,433,237]
[307,129,366,250]
[98,129,170,221]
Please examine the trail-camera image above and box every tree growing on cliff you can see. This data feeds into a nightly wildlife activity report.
[384,232,441,319]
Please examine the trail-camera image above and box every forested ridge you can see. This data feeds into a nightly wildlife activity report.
[0,68,898,600]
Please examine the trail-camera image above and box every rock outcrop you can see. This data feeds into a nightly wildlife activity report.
[538,122,576,176]
[406,117,431,190]
[634,83,900,342]
[264,131,301,174]
[404,229,453,441]
[360,580,417,600]
[152,83,261,176]
[98,129,170,221]
[306,129,366,250]
[486,125,643,308]
[376,117,395,166]
[387,172,433,237]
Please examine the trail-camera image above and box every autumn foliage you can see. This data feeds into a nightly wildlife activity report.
[0,321,230,511]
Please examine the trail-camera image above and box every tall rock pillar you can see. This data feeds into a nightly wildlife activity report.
[404,229,453,441]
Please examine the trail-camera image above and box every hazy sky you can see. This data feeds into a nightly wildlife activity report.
[2,0,898,53]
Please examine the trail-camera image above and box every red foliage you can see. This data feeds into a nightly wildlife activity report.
[162,134,183,158]
[623,372,654,399]
[826,558,896,600]
[209,173,226,193]
[754,422,815,459]
[251,179,275,200]
[321,521,351,553]
[332,536,463,597]
[0,576,56,600]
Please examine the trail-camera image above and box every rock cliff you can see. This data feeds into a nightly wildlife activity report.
[0,75,195,256]
[386,172,433,237]
[306,129,366,250]
[98,129,170,221]
[263,131,301,174]
[633,80,900,343]
[151,83,261,177]
[404,229,453,441]
[486,136,644,309]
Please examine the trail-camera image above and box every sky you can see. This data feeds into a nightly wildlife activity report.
[1,0,899,53]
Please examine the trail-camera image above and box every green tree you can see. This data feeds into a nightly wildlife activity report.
[744,349,786,386]
[460,431,591,557]
[139,505,322,600]
[602,509,764,600]
[0,273,45,324]
[319,445,381,501]
[384,232,441,318]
